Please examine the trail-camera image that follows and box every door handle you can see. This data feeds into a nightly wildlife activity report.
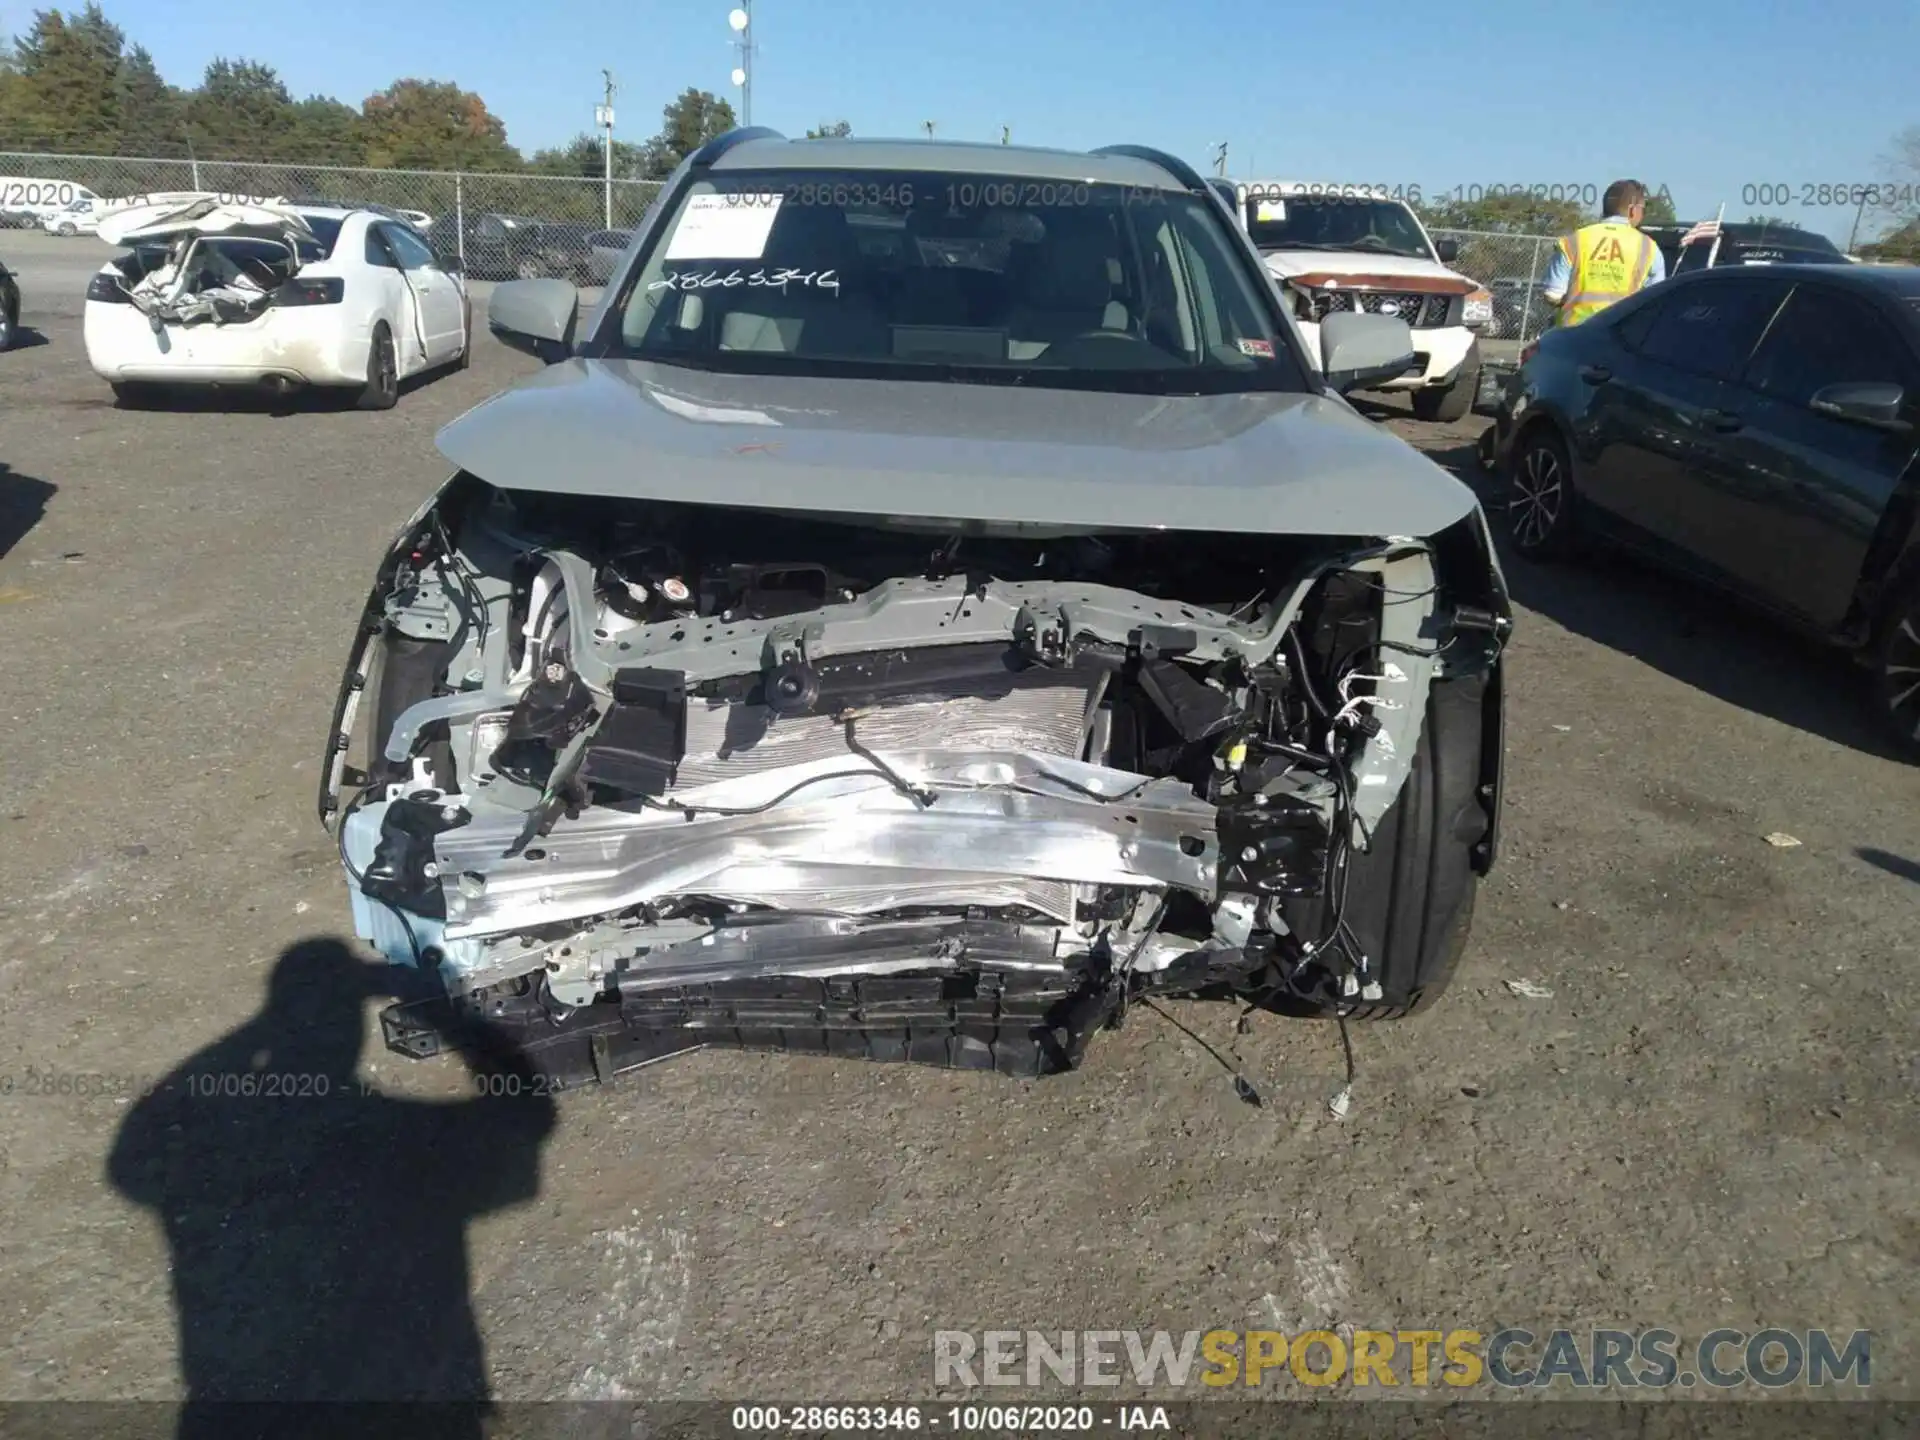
[1702,408,1743,433]
[1577,364,1611,385]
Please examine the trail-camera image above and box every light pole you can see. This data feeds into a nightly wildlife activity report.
[728,4,751,127]
[596,70,616,230]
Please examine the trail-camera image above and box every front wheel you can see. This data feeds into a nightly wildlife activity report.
[1272,670,1496,1020]
[1873,575,1920,759]
[357,323,399,410]
[1412,355,1479,422]
[1507,424,1579,559]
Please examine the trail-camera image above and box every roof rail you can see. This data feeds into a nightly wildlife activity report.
[689,127,786,167]
[1091,144,1208,193]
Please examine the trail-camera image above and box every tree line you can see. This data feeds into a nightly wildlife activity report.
[0,2,772,179]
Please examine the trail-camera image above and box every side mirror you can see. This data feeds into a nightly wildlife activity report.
[1810,381,1910,432]
[1434,238,1460,264]
[488,277,579,364]
[1319,312,1421,395]
[438,252,464,275]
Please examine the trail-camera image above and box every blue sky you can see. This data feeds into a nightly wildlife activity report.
[11,0,1917,244]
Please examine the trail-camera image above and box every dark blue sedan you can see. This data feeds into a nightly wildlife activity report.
[1486,263,1920,752]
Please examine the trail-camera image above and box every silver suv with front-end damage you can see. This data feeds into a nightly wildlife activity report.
[320,130,1511,1086]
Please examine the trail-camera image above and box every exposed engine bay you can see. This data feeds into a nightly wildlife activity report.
[321,475,1508,1084]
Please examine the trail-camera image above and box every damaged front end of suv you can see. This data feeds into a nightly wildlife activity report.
[318,133,1510,1087]
[320,470,1507,1085]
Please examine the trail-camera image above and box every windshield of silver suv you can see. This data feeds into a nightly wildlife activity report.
[604,168,1308,395]
[1241,195,1435,261]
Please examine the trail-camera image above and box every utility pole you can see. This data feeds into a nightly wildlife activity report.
[595,71,617,230]
[923,120,936,139]
[728,5,753,127]
[1847,185,1869,255]
[1211,141,1228,177]
[1001,125,1010,145]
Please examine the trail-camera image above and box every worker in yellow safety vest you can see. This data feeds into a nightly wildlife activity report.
[1542,179,1666,328]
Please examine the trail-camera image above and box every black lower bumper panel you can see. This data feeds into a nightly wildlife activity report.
[379,937,1266,1086]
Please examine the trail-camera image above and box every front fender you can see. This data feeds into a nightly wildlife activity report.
[316,477,465,829]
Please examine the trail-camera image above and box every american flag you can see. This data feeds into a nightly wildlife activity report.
[1680,219,1721,247]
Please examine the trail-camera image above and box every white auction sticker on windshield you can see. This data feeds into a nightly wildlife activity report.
[1254,199,1286,222]
[664,192,783,260]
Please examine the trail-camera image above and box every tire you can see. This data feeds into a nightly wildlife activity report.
[55,222,75,237]
[1506,422,1579,559]
[356,323,399,410]
[0,301,14,352]
[1412,352,1479,422]
[1872,574,1920,759]
[1276,670,1495,1019]
[515,257,542,281]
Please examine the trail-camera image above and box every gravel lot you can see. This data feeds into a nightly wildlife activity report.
[2,228,1917,1406]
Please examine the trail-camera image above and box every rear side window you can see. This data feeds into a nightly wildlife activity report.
[387,224,438,269]
[1742,286,1916,406]
[1635,279,1785,380]
[363,226,398,268]
[298,215,344,259]
[1606,292,1664,351]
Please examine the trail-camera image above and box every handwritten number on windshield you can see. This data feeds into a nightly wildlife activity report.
[647,268,841,294]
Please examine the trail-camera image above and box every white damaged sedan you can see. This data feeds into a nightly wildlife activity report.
[83,195,472,409]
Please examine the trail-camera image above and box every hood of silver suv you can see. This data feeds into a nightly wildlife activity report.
[437,357,1479,536]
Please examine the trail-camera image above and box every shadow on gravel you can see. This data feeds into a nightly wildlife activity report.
[1419,425,1900,761]
[106,938,557,1437]
[0,462,56,559]
[4,326,51,350]
[1858,847,1920,885]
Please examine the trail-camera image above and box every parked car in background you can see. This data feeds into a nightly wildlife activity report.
[519,220,599,282]
[1,208,38,229]
[1488,262,1920,751]
[1484,276,1553,340]
[427,212,531,280]
[321,131,1510,1088]
[1642,220,1848,276]
[43,198,99,236]
[587,227,634,284]
[1227,182,1494,420]
[424,211,605,282]
[0,175,100,225]
[0,254,20,350]
[85,198,471,409]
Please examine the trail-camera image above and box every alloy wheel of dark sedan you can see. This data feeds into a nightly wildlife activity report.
[1876,585,1920,756]
[1509,432,1574,558]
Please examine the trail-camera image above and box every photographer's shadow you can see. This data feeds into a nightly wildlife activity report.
[107,938,558,1435]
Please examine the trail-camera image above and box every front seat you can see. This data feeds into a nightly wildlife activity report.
[1005,244,1128,360]
[716,207,886,358]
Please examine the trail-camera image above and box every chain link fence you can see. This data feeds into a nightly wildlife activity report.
[1427,228,1560,345]
[1,150,667,282]
[3,152,1569,325]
